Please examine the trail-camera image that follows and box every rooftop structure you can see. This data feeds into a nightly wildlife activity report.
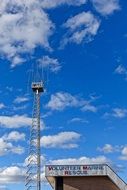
[45,164,127,190]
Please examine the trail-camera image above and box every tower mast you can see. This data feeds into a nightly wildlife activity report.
[25,81,44,190]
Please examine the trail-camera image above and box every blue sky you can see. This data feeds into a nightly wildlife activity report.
[0,0,127,190]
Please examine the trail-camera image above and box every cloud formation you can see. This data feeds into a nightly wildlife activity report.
[38,55,61,73]
[97,144,121,154]
[0,137,24,156]
[104,107,127,119]
[119,146,127,160]
[0,166,25,184]
[91,0,120,16]
[0,0,54,67]
[41,131,81,148]
[0,0,120,67]
[50,155,110,165]
[115,64,127,80]
[81,104,97,113]
[98,144,114,153]
[14,96,29,104]
[68,117,88,124]
[0,115,45,130]
[46,91,98,113]
[61,11,100,46]
[112,108,127,119]
[3,131,25,142]
[0,115,31,128]
[46,92,81,111]
[41,0,87,9]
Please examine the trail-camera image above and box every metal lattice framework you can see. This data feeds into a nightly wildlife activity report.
[25,82,44,190]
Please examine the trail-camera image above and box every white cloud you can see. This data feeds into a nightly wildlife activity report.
[46,92,81,111]
[0,166,25,184]
[115,65,127,75]
[50,155,110,165]
[68,117,88,124]
[49,155,123,174]
[0,138,13,156]
[0,0,54,67]
[14,96,29,104]
[97,144,121,154]
[41,0,87,9]
[61,11,100,46]
[0,115,45,129]
[0,0,120,67]
[40,120,46,130]
[0,115,31,128]
[91,0,120,16]
[119,146,127,160]
[46,92,98,114]
[104,108,127,119]
[0,103,5,109]
[3,131,25,142]
[98,144,114,153]
[11,146,24,155]
[13,105,28,111]
[0,163,46,185]
[38,56,61,73]
[114,65,127,80]
[11,56,25,68]
[81,104,97,113]
[112,108,127,118]
[0,138,24,156]
[41,131,81,148]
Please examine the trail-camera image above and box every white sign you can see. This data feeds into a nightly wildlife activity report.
[45,164,106,177]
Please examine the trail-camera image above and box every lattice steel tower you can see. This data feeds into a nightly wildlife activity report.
[25,81,44,190]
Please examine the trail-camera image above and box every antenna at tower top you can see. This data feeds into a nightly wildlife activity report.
[32,81,44,93]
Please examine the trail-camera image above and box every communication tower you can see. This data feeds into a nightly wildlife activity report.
[25,81,44,190]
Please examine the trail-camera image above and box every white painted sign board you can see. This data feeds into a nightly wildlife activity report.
[45,164,106,177]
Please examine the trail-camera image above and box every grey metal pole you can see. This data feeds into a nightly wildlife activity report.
[36,90,41,190]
